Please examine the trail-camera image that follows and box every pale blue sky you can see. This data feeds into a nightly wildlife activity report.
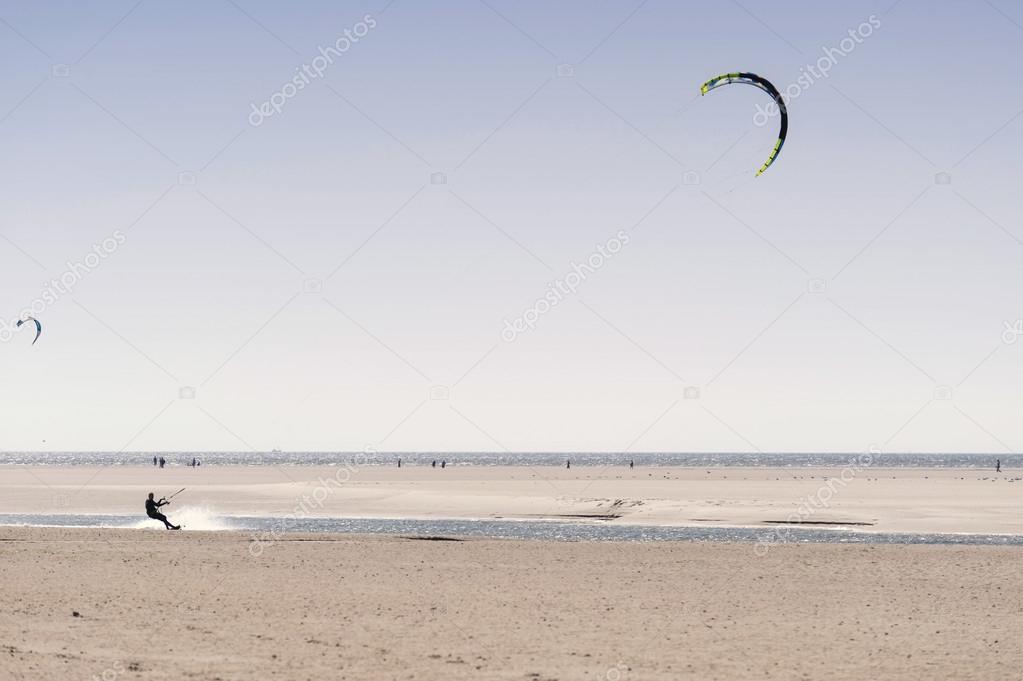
[0,0,1020,453]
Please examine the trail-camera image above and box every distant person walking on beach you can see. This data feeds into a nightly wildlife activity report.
[996,458,1001,473]
[566,460,570,470]
[397,458,402,468]
[629,460,634,469]
[158,457,166,469]
[145,492,179,530]
[441,460,446,469]
[153,456,157,467]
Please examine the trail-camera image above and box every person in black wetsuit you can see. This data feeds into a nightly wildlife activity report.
[146,492,179,530]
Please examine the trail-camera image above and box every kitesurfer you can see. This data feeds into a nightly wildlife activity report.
[146,492,180,530]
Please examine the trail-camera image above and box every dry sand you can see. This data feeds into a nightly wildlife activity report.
[1,526,1021,680]
[1,464,1021,534]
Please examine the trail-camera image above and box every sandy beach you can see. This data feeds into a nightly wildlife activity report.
[6,463,1020,678]
[1,464,1020,534]
[0,526,1020,680]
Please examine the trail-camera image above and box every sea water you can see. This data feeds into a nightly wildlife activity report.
[0,451,1016,468]
[1,509,1021,546]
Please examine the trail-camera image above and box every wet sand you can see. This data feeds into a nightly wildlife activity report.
[1,464,1021,534]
